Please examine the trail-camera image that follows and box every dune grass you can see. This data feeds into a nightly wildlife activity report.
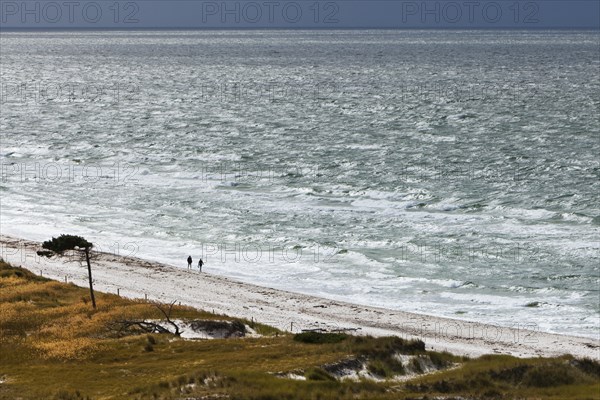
[0,260,598,400]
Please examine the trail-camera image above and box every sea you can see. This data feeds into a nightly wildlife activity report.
[0,30,598,338]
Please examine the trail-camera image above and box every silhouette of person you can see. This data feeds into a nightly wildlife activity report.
[187,255,192,269]
[198,258,203,272]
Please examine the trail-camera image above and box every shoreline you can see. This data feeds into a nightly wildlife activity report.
[1,234,598,359]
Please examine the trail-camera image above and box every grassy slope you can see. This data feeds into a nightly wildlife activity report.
[0,261,598,400]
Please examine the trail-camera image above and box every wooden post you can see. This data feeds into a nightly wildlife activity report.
[145,293,148,300]
[117,288,120,296]
[290,322,294,332]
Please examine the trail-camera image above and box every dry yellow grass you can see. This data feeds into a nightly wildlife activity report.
[0,265,195,360]
[1,260,598,400]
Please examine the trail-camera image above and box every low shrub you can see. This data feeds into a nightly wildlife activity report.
[293,331,348,344]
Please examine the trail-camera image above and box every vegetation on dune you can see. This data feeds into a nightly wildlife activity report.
[41,235,93,253]
[293,331,349,344]
[0,260,599,400]
[40,234,97,309]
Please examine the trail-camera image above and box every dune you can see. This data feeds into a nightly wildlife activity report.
[1,234,598,360]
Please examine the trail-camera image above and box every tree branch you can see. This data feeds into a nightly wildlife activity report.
[154,300,182,336]
[107,300,184,337]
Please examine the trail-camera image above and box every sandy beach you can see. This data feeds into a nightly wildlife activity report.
[1,234,598,360]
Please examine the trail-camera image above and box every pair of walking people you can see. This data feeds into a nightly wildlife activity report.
[187,255,203,272]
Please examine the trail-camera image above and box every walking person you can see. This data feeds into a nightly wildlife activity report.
[198,258,203,272]
[187,255,192,270]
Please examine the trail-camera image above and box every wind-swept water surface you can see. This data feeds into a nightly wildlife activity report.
[1,30,598,338]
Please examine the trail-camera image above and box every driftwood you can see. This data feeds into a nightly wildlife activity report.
[109,320,172,335]
[108,300,183,337]
[153,300,182,336]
